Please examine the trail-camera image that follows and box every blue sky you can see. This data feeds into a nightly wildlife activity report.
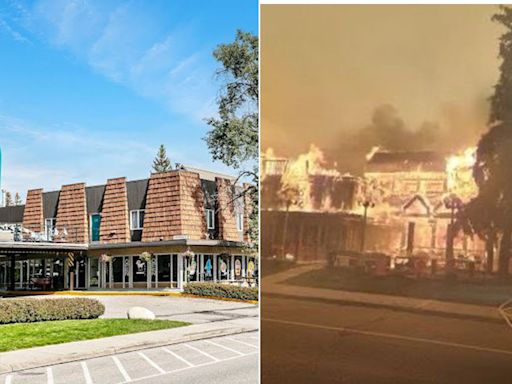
[0,0,258,199]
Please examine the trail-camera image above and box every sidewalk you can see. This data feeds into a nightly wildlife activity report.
[263,264,504,323]
[0,316,258,374]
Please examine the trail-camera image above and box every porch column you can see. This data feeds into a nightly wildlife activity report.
[177,255,183,289]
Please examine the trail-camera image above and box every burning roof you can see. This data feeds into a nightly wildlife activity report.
[366,149,447,173]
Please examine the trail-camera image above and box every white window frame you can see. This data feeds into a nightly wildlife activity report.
[236,212,243,232]
[206,209,215,229]
[130,210,145,230]
[44,218,56,240]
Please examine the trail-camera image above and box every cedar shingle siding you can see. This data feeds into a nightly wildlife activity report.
[22,189,43,233]
[216,177,241,242]
[99,177,130,244]
[142,171,207,242]
[55,183,88,243]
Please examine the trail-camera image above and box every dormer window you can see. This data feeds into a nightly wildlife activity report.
[236,212,243,232]
[130,210,145,230]
[206,209,215,229]
[44,218,56,241]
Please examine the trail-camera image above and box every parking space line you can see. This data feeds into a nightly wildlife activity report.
[184,343,220,362]
[112,356,131,382]
[162,347,195,367]
[226,337,259,348]
[137,352,165,374]
[47,367,54,384]
[4,375,12,384]
[204,340,245,356]
[81,361,93,384]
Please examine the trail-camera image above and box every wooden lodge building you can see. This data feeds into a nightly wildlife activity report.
[0,168,256,291]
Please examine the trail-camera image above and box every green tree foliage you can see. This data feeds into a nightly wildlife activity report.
[463,6,512,275]
[205,30,259,247]
[152,144,172,173]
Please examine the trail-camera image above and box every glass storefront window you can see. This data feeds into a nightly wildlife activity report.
[113,257,123,283]
[133,256,147,283]
[89,257,99,287]
[158,255,171,283]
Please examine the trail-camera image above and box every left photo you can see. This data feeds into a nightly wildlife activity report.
[0,1,259,383]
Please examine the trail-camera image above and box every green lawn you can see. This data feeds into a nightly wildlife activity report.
[0,319,190,352]
[286,268,512,307]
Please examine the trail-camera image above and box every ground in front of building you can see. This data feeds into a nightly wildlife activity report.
[0,331,258,384]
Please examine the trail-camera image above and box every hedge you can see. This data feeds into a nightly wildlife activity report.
[183,282,258,301]
[0,298,105,324]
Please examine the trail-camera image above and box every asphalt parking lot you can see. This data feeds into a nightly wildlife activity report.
[1,332,259,384]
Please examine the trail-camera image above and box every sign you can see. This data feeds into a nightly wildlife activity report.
[135,259,146,275]
[173,234,189,240]
[220,259,228,276]
[247,260,255,278]
[188,259,197,276]
[205,258,212,278]
[235,259,242,278]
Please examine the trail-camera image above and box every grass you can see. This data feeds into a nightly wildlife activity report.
[0,319,190,352]
[262,258,297,276]
[286,268,512,307]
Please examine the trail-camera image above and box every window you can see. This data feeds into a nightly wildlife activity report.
[206,209,215,229]
[130,210,145,230]
[90,214,101,242]
[44,218,56,241]
[236,212,243,232]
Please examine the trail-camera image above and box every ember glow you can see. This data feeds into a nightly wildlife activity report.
[446,147,477,199]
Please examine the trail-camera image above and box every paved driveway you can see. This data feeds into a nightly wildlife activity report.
[1,332,258,384]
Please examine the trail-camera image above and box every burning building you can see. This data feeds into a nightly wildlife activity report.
[262,144,486,268]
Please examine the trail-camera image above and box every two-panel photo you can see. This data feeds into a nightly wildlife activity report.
[1,1,512,383]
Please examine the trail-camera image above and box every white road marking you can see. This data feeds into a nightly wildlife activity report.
[137,352,165,374]
[225,337,259,348]
[184,343,220,362]
[4,375,12,384]
[47,367,54,384]
[204,340,245,356]
[81,361,93,384]
[264,318,512,356]
[112,356,131,382]
[122,351,258,384]
[162,347,195,367]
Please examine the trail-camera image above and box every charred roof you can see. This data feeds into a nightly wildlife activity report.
[366,150,447,173]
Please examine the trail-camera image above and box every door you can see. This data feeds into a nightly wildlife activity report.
[75,257,87,289]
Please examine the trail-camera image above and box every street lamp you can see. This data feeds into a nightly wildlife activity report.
[443,193,463,270]
[360,199,375,253]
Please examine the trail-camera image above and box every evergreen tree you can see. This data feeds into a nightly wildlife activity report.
[4,191,12,207]
[152,144,172,173]
[464,6,512,275]
[14,192,22,206]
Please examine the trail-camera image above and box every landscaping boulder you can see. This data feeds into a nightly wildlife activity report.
[127,306,156,320]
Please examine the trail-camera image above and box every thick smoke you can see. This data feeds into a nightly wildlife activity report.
[331,102,488,174]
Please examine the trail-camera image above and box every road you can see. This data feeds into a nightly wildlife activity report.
[262,295,512,383]
[0,332,258,384]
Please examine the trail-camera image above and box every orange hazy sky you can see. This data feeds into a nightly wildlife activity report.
[261,4,501,166]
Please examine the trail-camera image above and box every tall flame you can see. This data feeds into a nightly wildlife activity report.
[446,147,477,199]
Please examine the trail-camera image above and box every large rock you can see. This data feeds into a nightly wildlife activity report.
[127,306,156,320]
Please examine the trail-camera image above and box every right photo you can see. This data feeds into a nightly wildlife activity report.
[261,4,512,383]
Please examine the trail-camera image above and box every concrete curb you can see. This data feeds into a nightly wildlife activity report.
[264,291,503,324]
[0,322,258,374]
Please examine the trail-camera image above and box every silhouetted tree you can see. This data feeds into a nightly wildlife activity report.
[464,6,512,275]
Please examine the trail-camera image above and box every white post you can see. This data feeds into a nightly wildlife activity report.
[109,261,113,289]
[178,255,183,289]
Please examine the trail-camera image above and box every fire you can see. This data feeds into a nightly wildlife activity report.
[446,147,477,199]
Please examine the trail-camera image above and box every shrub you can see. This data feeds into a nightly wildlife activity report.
[183,282,258,301]
[0,297,105,324]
